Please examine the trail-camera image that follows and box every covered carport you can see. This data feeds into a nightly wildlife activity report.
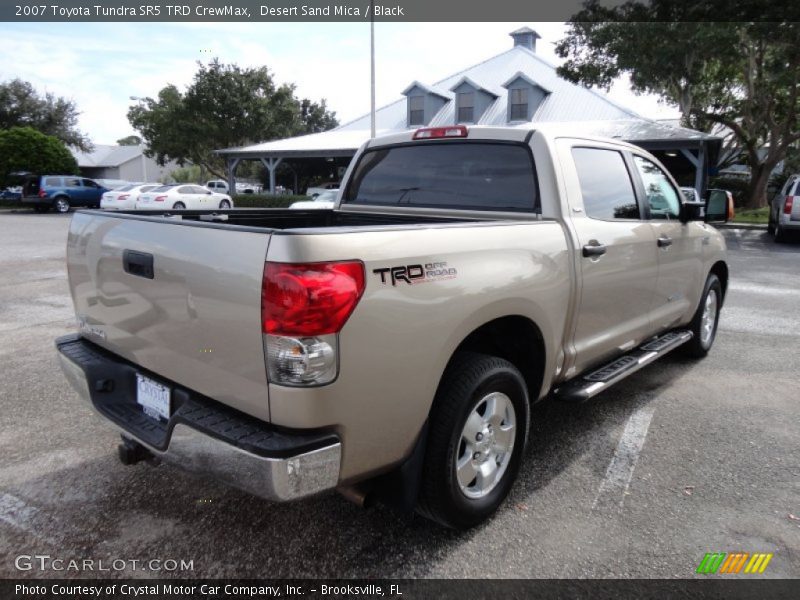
[216,130,371,195]
[217,120,721,197]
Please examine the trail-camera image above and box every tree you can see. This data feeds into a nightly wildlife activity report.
[116,135,142,146]
[0,79,91,151]
[556,1,800,208]
[0,127,78,187]
[128,59,338,180]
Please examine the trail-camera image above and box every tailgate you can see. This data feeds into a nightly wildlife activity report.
[66,212,272,421]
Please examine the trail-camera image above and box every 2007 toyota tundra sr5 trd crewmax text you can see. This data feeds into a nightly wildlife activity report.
[56,125,730,528]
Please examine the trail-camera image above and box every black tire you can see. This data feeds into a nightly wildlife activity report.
[172,201,186,210]
[683,273,722,358]
[416,352,530,529]
[767,215,775,235]
[774,225,788,243]
[53,197,70,214]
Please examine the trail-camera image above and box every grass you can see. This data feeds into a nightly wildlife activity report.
[732,207,769,224]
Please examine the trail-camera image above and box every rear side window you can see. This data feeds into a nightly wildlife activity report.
[344,142,538,212]
[572,148,640,220]
[43,177,62,187]
[64,177,81,188]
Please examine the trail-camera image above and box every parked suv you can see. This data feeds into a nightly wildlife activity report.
[769,174,800,242]
[21,175,109,213]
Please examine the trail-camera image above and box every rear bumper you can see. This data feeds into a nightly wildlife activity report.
[56,334,341,502]
[777,216,800,230]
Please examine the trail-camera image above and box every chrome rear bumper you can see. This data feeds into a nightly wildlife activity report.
[56,335,341,502]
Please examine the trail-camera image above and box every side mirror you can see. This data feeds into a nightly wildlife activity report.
[704,189,734,223]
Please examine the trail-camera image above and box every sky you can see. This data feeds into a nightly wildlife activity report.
[0,22,680,145]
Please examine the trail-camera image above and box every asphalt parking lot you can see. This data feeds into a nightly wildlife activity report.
[0,212,798,579]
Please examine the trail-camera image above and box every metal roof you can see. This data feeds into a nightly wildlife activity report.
[218,43,719,159]
[72,144,144,168]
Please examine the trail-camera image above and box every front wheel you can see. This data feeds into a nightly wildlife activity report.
[416,352,529,529]
[683,273,722,358]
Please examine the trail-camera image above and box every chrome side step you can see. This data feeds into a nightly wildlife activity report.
[553,330,693,403]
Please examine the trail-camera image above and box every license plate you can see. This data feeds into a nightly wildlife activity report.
[136,374,171,421]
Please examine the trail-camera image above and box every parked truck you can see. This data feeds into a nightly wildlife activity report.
[56,125,730,528]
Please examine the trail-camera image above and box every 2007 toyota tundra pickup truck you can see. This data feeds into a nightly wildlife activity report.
[56,125,730,529]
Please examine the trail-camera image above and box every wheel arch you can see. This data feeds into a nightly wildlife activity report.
[709,260,729,303]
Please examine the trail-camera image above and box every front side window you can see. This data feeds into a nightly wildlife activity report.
[457,92,475,123]
[82,179,98,188]
[509,88,528,121]
[572,147,640,220]
[632,156,681,220]
[408,96,425,126]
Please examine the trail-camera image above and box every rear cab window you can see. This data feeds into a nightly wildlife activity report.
[343,142,539,212]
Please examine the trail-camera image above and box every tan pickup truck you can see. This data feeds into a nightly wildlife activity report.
[56,125,730,528]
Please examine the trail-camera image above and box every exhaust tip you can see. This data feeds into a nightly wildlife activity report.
[338,485,375,509]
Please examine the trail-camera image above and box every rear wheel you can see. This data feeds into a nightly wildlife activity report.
[774,225,788,243]
[172,202,186,210]
[767,210,776,235]
[219,199,231,209]
[54,197,70,213]
[684,273,722,358]
[416,352,529,529]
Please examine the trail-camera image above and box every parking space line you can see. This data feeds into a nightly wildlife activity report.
[0,491,57,544]
[592,405,655,510]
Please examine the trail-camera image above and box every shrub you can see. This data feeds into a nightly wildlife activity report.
[0,126,78,188]
[231,194,306,208]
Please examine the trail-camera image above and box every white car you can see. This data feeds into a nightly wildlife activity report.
[306,182,339,198]
[137,184,233,210]
[101,183,162,210]
[289,190,337,209]
[206,180,229,194]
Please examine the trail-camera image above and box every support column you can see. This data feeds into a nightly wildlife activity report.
[680,147,705,194]
[226,158,240,196]
[259,157,283,194]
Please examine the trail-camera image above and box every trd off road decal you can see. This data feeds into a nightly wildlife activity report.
[373,261,458,286]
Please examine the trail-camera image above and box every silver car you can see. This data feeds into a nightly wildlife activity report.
[769,174,800,242]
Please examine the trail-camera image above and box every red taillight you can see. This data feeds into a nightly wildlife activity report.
[262,261,365,336]
[154,195,167,202]
[38,189,47,198]
[413,125,468,140]
[118,194,129,201]
[785,196,794,214]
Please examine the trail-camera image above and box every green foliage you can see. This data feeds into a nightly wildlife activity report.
[128,59,338,181]
[556,3,800,208]
[0,79,91,151]
[732,207,769,224]
[231,194,304,208]
[169,164,205,183]
[116,135,142,146]
[0,127,78,188]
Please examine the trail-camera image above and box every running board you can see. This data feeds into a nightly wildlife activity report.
[553,330,693,403]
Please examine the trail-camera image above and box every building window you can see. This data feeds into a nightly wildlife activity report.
[409,96,425,126]
[509,88,528,121]
[457,92,475,123]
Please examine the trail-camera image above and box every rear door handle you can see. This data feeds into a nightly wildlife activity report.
[657,236,673,248]
[582,243,607,257]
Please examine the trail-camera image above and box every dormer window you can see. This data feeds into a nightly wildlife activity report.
[457,92,475,123]
[502,72,550,123]
[402,81,450,128]
[409,96,425,126]
[509,88,528,121]
[449,77,498,125]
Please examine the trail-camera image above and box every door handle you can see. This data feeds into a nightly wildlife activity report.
[582,242,607,257]
[657,236,673,248]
